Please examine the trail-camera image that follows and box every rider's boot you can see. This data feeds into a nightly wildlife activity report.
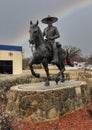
[51,50,58,64]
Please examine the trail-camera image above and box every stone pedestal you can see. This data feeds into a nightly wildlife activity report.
[7,80,90,122]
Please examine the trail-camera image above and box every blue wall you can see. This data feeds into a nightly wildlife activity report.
[0,45,22,52]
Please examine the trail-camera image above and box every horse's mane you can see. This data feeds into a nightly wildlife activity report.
[37,26,45,43]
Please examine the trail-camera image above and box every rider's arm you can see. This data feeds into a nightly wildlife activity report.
[55,27,60,38]
[43,29,45,37]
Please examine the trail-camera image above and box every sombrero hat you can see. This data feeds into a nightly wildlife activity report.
[41,15,58,24]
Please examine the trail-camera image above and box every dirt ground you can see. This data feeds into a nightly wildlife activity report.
[0,68,91,80]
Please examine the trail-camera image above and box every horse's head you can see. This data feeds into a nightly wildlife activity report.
[29,20,39,45]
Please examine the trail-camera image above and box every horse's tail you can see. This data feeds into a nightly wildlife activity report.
[66,50,74,67]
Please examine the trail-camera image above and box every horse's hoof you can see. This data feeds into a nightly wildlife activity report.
[44,82,50,86]
[48,77,51,80]
[61,79,65,82]
[35,73,40,78]
[55,77,60,84]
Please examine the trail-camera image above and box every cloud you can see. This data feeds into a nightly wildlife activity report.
[0,0,92,56]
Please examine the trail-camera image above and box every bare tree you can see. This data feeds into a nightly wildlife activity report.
[63,45,83,61]
[86,55,92,64]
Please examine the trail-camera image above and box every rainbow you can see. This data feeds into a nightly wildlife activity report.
[12,31,29,46]
[55,0,92,19]
[13,0,92,46]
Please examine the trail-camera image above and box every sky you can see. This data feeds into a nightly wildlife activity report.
[0,0,92,57]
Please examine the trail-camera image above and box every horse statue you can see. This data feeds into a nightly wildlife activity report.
[29,21,74,86]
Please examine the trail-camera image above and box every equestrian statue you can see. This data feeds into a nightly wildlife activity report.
[29,16,74,86]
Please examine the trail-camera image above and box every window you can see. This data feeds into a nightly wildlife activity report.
[0,60,13,74]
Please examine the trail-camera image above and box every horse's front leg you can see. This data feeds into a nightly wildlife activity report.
[29,59,40,78]
[42,58,50,86]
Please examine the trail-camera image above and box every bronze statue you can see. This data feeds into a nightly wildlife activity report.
[41,15,60,64]
[29,19,73,86]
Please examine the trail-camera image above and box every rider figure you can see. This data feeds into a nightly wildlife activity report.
[41,15,60,64]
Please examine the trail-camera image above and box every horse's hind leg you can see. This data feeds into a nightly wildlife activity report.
[55,64,61,84]
[61,68,65,82]
[42,58,50,86]
[59,62,65,82]
[56,63,65,84]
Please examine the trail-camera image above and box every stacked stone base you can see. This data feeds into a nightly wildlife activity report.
[7,80,90,122]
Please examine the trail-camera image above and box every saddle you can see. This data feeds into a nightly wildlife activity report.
[44,39,53,52]
[44,39,67,61]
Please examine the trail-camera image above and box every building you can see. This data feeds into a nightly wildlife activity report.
[0,45,22,74]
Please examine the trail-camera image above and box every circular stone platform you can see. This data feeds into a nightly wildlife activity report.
[7,80,90,122]
[15,80,81,91]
